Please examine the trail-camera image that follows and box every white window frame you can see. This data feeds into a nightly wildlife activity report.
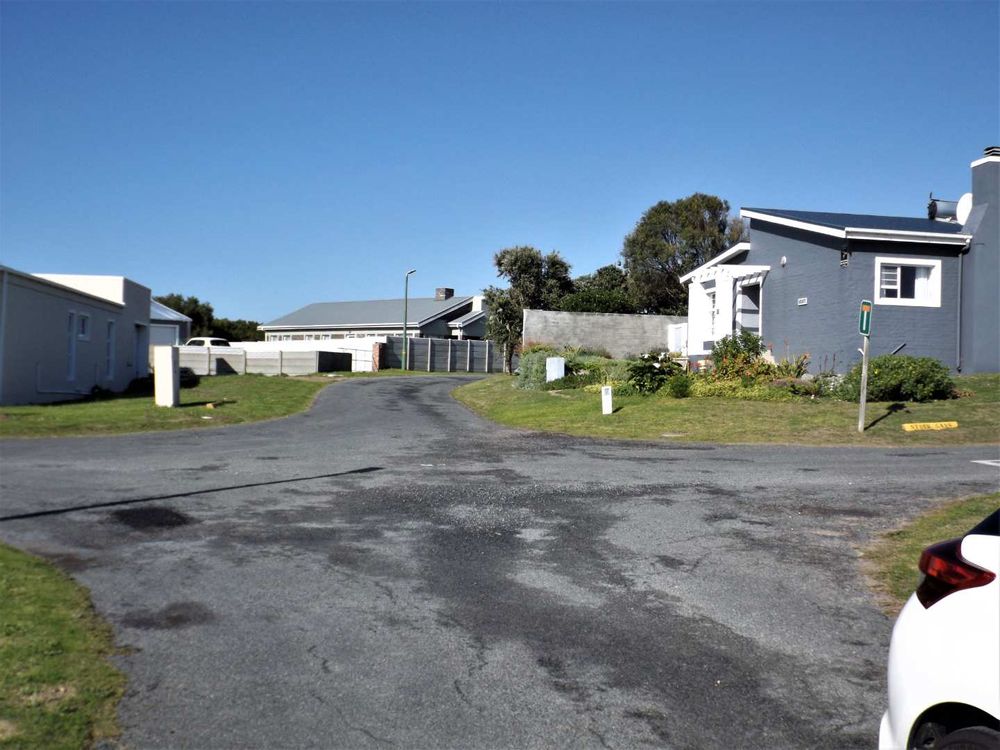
[707,291,717,337]
[874,256,942,308]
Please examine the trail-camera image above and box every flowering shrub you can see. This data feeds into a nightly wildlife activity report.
[626,352,681,394]
[709,331,775,382]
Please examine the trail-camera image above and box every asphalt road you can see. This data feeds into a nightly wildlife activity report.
[1,376,997,749]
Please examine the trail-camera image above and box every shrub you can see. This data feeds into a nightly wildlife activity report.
[626,352,681,394]
[514,350,552,390]
[710,331,775,381]
[541,369,603,391]
[612,381,639,397]
[517,348,630,390]
[774,354,810,379]
[690,377,796,401]
[770,377,819,397]
[813,371,843,398]
[520,342,559,356]
[837,355,955,402]
[665,373,691,398]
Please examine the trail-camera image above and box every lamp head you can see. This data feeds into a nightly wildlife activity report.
[406,269,416,276]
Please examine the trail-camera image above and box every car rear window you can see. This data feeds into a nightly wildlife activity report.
[968,509,1000,537]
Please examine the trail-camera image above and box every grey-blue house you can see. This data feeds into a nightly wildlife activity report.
[682,147,999,374]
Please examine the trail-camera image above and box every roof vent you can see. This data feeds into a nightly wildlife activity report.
[435,287,454,301]
[927,193,958,221]
[984,146,1000,157]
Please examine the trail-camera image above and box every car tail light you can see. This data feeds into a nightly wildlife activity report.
[916,538,996,608]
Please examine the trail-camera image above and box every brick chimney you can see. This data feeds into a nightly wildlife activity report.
[435,287,454,301]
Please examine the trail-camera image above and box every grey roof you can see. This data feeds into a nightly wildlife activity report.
[263,296,473,329]
[744,208,968,235]
[150,299,192,323]
[449,309,486,327]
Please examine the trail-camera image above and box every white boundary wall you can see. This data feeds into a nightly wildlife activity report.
[233,339,383,372]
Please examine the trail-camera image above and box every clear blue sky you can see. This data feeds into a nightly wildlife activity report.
[2,1,997,322]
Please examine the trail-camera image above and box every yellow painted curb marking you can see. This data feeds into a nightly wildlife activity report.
[902,421,959,432]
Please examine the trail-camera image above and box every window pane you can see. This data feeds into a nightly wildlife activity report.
[880,265,899,298]
[900,266,916,298]
[914,266,931,299]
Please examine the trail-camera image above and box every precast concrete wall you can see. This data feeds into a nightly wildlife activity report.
[176,347,351,376]
[522,310,687,359]
[381,336,510,372]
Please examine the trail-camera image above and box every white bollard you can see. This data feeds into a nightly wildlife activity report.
[546,356,566,382]
[601,385,613,415]
[153,346,180,407]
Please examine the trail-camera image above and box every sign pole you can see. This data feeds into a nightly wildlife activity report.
[857,299,873,433]
[858,333,869,433]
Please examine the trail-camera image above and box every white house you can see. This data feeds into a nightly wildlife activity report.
[0,267,152,405]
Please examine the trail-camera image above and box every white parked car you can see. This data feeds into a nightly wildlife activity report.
[184,337,230,347]
[879,509,1000,749]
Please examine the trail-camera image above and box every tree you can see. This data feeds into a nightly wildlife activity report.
[621,193,746,315]
[561,264,636,313]
[484,246,574,372]
[155,294,215,336]
[154,294,263,341]
[493,246,573,310]
[484,286,521,374]
[558,288,635,314]
[212,318,264,342]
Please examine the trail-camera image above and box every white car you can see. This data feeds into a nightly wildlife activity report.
[879,509,1000,749]
[184,337,230,347]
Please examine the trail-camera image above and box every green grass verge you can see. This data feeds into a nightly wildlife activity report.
[862,494,1000,614]
[0,375,328,438]
[452,373,1000,446]
[0,544,125,748]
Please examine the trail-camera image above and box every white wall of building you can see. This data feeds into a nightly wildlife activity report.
[0,270,151,405]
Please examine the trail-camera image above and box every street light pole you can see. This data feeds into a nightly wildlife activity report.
[402,269,416,370]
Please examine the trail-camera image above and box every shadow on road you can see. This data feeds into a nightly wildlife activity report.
[0,466,383,523]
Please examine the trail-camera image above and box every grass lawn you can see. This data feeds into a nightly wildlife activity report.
[0,375,328,438]
[452,373,1000,446]
[862,493,1000,615]
[0,544,125,749]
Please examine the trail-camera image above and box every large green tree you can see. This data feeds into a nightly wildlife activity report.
[484,246,573,372]
[560,264,636,314]
[154,294,263,341]
[154,294,215,336]
[621,193,746,315]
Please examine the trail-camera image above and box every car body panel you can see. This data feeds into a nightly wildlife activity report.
[879,525,1000,749]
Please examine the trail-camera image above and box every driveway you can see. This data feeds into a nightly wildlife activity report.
[1,376,997,748]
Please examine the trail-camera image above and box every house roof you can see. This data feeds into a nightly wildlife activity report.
[678,242,751,284]
[449,309,486,328]
[262,296,474,330]
[150,300,192,323]
[742,208,971,245]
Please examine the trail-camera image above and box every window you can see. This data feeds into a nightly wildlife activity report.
[105,321,116,379]
[67,312,77,380]
[875,257,942,307]
[707,291,717,336]
[78,313,91,340]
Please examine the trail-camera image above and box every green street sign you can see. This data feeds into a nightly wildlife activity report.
[859,299,873,336]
